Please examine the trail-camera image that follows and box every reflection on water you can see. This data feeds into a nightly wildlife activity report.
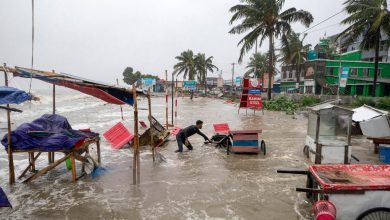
[1,94,314,219]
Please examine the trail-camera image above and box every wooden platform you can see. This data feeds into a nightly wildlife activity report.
[12,137,101,183]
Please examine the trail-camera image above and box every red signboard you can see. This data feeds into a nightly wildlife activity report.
[248,95,262,108]
[248,79,261,88]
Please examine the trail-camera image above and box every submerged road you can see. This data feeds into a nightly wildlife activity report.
[0,95,377,219]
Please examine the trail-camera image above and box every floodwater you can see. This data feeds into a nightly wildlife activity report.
[0,91,377,220]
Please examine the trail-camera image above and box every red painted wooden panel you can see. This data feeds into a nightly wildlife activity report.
[231,134,258,140]
[231,146,260,153]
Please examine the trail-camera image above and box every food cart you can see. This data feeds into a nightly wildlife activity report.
[278,164,390,220]
[303,102,354,164]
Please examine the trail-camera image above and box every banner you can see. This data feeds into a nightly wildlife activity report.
[248,95,263,108]
[339,67,349,88]
[262,73,274,89]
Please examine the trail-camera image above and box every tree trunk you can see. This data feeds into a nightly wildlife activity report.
[372,32,380,97]
[204,70,207,94]
[296,63,301,93]
[267,34,274,100]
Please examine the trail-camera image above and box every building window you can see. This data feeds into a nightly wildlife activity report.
[288,71,293,78]
[350,68,358,76]
[283,72,287,79]
[363,68,369,77]
[326,68,334,76]
[301,71,305,78]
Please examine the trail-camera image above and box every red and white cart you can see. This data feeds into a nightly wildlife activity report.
[278,164,390,220]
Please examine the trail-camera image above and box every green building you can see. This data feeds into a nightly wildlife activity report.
[280,50,390,97]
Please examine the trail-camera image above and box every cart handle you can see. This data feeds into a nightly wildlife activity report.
[277,169,309,175]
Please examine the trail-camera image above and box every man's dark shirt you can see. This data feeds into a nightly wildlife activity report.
[178,125,208,140]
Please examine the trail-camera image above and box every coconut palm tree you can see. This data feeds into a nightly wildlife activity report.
[339,0,390,97]
[279,31,311,84]
[195,53,219,93]
[245,52,268,79]
[173,50,197,80]
[229,0,313,100]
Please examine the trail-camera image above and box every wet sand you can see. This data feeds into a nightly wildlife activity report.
[0,94,378,219]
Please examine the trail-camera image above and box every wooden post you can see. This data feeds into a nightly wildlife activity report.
[132,87,140,184]
[314,114,321,164]
[117,78,124,120]
[48,70,56,163]
[171,72,174,126]
[345,115,352,164]
[3,63,16,185]
[165,70,168,129]
[147,88,155,163]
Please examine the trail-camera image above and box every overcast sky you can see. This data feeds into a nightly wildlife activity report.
[0,0,360,89]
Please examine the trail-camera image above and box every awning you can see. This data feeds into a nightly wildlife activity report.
[14,67,141,106]
[0,86,32,105]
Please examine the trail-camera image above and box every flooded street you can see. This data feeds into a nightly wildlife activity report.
[0,93,376,219]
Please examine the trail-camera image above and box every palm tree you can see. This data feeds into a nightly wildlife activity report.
[279,31,311,85]
[339,0,390,97]
[195,53,219,93]
[173,50,197,80]
[229,0,313,100]
[245,52,268,79]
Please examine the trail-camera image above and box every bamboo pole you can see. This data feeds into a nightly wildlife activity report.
[3,63,15,185]
[132,86,140,184]
[165,70,168,129]
[117,78,124,120]
[147,88,155,163]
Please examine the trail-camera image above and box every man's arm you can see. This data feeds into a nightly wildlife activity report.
[197,129,209,141]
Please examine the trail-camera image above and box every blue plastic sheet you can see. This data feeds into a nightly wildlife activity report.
[0,86,31,105]
[0,187,11,208]
[1,114,98,151]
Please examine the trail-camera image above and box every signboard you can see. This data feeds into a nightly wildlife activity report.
[235,77,242,87]
[184,80,196,90]
[248,89,261,94]
[249,79,261,88]
[339,67,349,88]
[248,95,263,108]
[142,78,156,87]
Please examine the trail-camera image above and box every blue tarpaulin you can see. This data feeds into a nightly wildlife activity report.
[0,86,31,105]
[0,187,11,208]
[1,114,98,151]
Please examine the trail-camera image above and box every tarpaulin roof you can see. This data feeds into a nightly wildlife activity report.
[0,86,32,105]
[13,67,142,106]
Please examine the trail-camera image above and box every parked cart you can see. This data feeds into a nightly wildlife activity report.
[303,102,354,164]
[278,164,390,220]
[209,123,266,155]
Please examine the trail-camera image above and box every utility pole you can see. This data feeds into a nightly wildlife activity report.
[231,63,235,95]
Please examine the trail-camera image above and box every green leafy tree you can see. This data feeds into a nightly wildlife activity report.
[229,0,313,100]
[173,50,197,80]
[279,31,311,84]
[195,53,219,93]
[339,0,390,97]
[122,67,159,86]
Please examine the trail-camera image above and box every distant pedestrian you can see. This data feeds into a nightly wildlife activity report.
[175,120,209,153]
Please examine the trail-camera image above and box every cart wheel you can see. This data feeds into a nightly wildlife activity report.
[357,208,390,220]
[303,145,310,158]
[261,140,266,155]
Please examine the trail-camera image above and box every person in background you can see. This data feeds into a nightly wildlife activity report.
[175,120,209,153]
